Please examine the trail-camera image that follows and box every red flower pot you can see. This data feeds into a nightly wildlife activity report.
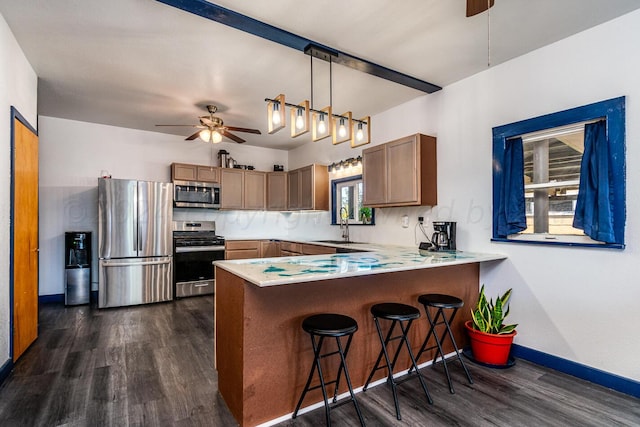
[464,320,517,366]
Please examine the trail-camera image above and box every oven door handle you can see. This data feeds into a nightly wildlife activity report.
[175,246,225,253]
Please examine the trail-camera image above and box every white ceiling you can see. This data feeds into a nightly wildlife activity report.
[2,0,639,150]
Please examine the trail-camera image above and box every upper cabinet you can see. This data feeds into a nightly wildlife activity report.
[363,133,437,207]
[267,172,288,211]
[171,162,220,182]
[287,164,329,211]
[220,169,266,210]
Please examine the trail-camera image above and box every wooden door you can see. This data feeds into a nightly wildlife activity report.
[287,169,300,210]
[13,114,39,361]
[299,166,313,210]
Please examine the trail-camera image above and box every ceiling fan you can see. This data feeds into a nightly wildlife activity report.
[156,105,261,144]
[466,0,494,17]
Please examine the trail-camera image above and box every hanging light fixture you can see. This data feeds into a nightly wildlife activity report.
[290,100,309,137]
[265,44,370,147]
[199,129,223,144]
[267,94,286,134]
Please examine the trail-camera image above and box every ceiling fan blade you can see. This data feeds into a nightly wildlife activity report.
[199,117,214,126]
[225,126,262,134]
[221,129,245,143]
[466,0,494,17]
[186,131,202,141]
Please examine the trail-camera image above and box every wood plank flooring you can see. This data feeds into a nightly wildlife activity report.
[0,296,638,426]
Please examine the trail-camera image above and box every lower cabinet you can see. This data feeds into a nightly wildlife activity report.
[260,240,281,258]
[225,240,261,260]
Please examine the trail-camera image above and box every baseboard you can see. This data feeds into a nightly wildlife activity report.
[38,291,98,305]
[0,359,13,386]
[511,344,640,398]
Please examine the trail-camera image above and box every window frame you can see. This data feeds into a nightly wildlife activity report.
[492,97,626,249]
[330,175,375,226]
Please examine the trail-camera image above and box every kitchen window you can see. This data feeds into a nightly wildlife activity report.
[331,175,375,225]
[492,97,626,248]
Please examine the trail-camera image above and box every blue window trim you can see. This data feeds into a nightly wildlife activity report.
[330,175,375,226]
[492,97,626,249]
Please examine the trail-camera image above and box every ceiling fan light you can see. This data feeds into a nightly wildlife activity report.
[199,129,211,142]
[212,130,222,143]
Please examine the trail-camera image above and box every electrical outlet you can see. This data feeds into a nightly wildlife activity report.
[418,216,424,224]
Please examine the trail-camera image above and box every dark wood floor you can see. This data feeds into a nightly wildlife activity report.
[1,296,638,427]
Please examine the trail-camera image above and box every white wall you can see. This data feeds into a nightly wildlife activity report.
[0,14,38,365]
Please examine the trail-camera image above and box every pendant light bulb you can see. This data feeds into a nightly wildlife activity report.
[317,113,326,134]
[199,129,211,142]
[338,117,347,138]
[211,130,222,144]
[272,102,281,125]
[295,108,304,130]
[356,122,364,141]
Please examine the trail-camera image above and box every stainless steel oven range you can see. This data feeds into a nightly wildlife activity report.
[173,220,225,298]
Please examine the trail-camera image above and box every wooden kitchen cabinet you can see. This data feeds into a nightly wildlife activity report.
[220,169,266,210]
[225,240,261,260]
[260,240,281,258]
[220,168,244,209]
[301,243,336,255]
[171,162,220,182]
[362,133,437,207]
[244,171,266,210]
[267,172,288,211]
[280,241,303,256]
[287,164,329,211]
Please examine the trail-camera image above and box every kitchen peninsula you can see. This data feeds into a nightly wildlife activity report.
[214,245,505,426]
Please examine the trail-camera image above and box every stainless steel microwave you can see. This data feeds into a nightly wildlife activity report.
[173,180,220,209]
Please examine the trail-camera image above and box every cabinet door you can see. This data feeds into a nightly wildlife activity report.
[260,241,281,258]
[362,145,387,205]
[287,169,300,210]
[172,163,197,181]
[244,171,266,210]
[299,166,313,210]
[221,168,244,209]
[302,244,336,255]
[267,172,288,210]
[386,136,419,204]
[197,166,220,182]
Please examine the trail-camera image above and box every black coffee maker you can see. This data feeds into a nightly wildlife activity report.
[431,221,456,251]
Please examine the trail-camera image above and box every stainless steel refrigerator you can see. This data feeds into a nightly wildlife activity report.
[98,178,173,308]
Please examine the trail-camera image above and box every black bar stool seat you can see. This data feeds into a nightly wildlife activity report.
[363,303,432,421]
[415,293,473,394]
[293,313,365,427]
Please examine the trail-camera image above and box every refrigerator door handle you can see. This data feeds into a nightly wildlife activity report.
[101,259,171,267]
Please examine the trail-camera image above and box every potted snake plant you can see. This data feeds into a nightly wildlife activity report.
[464,285,518,366]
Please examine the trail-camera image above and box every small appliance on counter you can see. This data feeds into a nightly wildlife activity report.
[218,149,230,168]
[431,221,456,251]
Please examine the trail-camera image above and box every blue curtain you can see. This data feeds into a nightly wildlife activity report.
[497,137,527,237]
[573,120,615,242]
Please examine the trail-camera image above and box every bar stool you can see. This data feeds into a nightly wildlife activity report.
[292,313,365,427]
[363,303,433,421]
[415,293,473,394]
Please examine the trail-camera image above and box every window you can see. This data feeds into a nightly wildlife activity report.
[331,175,375,225]
[492,97,625,248]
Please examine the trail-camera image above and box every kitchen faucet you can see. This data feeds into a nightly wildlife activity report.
[340,207,350,243]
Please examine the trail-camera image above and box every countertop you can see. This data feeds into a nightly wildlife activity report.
[215,242,506,287]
